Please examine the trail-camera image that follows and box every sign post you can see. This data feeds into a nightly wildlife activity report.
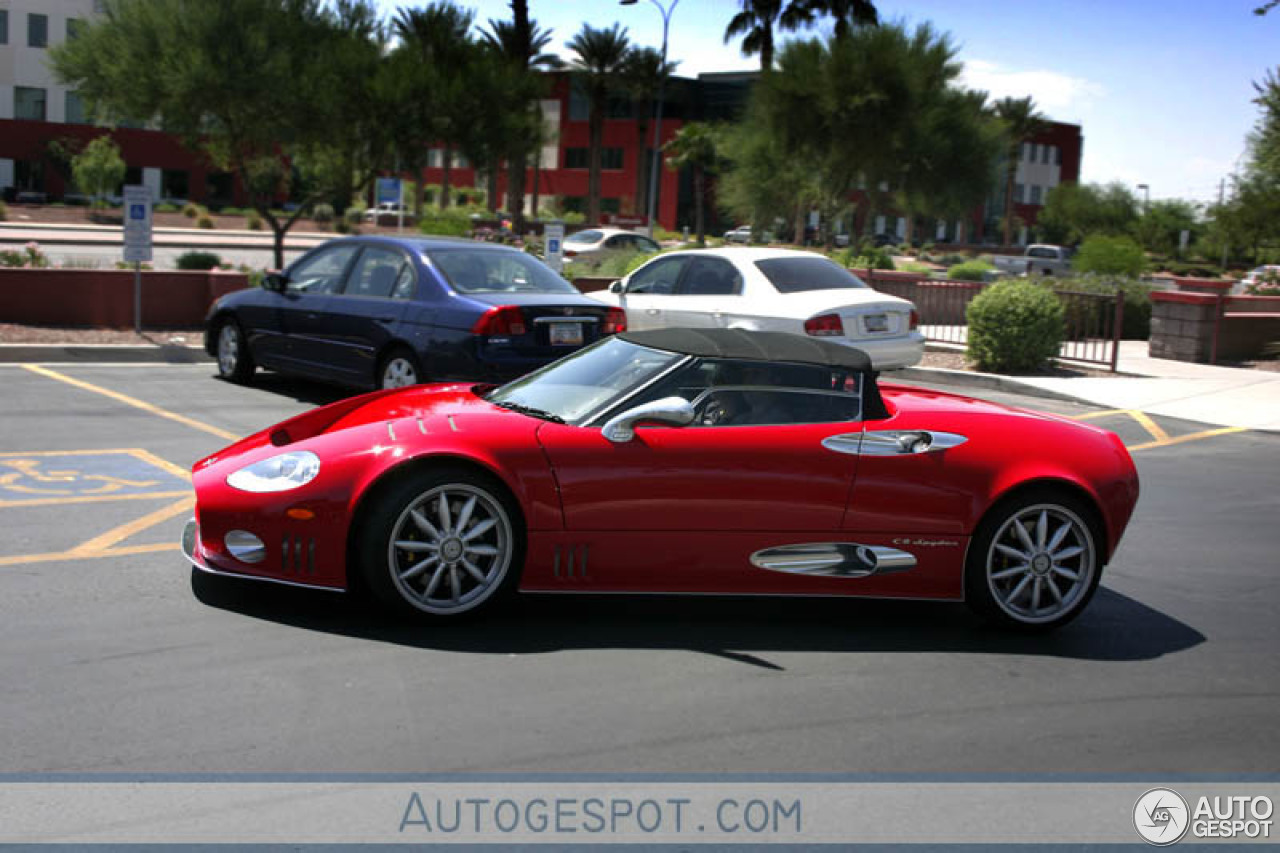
[544,220,565,274]
[122,185,153,334]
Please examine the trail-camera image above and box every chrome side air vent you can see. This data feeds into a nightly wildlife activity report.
[552,544,590,580]
[281,534,317,576]
[750,542,917,578]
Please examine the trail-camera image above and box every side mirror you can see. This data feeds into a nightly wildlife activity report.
[608,280,624,294]
[263,272,289,292]
[602,396,695,444]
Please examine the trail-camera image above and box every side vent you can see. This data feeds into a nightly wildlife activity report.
[281,534,317,576]
[552,544,590,580]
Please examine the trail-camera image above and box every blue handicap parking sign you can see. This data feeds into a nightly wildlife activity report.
[548,239,560,253]
[130,204,146,220]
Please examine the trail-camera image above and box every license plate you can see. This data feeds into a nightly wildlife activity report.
[548,322,583,346]
[864,313,889,333]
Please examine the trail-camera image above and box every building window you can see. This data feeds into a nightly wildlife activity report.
[1041,145,1051,164]
[162,169,189,200]
[14,87,48,121]
[65,91,88,124]
[1013,183,1024,206]
[600,198,620,214]
[1053,146,1062,166]
[68,18,86,40]
[1029,185,1042,205]
[1,10,9,45]
[28,13,48,47]
[565,148,624,170]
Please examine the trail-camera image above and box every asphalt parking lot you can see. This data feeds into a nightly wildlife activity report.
[0,362,1276,774]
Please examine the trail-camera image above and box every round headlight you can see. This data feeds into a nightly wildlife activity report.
[226,451,320,493]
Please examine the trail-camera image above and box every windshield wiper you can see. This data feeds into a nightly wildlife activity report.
[492,400,566,424]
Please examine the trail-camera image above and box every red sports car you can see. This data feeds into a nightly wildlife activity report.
[182,328,1139,630]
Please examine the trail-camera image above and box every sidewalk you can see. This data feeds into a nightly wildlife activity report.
[0,220,331,250]
[901,340,1280,431]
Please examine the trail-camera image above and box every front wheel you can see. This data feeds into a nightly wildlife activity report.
[215,318,255,383]
[965,489,1103,631]
[358,469,522,619]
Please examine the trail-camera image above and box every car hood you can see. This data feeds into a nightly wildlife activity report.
[193,383,521,472]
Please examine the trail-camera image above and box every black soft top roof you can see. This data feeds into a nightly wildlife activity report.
[619,328,874,373]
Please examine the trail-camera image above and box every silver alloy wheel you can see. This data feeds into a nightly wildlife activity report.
[381,356,418,388]
[985,503,1096,625]
[386,483,513,615]
[217,324,240,377]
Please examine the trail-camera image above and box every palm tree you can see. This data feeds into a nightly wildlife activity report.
[993,95,1048,247]
[394,2,475,213]
[619,46,678,217]
[804,0,877,39]
[567,23,631,224]
[483,2,561,229]
[665,122,722,245]
[723,0,812,72]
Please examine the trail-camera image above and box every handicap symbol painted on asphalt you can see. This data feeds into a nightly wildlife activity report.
[0,451,190,504]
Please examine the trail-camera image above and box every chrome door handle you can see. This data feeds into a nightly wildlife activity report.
[822,430,968,456]
[646,308,660,315]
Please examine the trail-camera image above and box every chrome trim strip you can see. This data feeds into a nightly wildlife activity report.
[387,422,397,441]
[447,415,459,432]
[416,417,427,434]
[308,539,316,576]
[294,537,304,574]
[750,542,917,578]
[282,536,290,572]
[533,316,600,324]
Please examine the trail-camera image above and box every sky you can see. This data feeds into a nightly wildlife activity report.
[373,0,1279,206]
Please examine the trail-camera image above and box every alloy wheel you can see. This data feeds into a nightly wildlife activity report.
[985,503,1096,625]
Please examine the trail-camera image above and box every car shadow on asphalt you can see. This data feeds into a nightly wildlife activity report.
[224,373,352,407]
[191,571,1204,666]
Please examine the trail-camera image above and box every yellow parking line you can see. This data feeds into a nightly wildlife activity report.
[20,365,239,442]
[68,497,194,557]
[1128,411,1171,444]
[1071,409,1132,421]
[1129,426,1249,453]
[0,490,190,509]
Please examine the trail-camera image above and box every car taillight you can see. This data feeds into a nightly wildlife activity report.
[804,313,843,337]
[602,306,627,335]
[564,249,578,258]
[909,309,919,330]
[471,305,527,336]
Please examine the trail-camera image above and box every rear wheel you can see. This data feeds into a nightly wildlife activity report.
[357,468,522,619]
[215,318,255,383]
[378,348,422,389]
[965,489,1103,631]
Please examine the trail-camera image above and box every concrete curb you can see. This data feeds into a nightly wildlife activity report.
[893,366,1096,406]
[0,344,211,364]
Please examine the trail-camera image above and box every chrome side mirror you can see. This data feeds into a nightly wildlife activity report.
[602,396,695,444]
[608,280,624,294]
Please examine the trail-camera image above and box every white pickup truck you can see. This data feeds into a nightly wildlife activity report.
[992,244,1073,276]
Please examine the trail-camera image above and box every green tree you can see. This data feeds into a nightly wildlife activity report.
[804,0,878,38]
[1072,234,1148,276]
[393,2,476,216]
[51,0,397,269]
[568,23,631,225]
[484,2,561,229]
[620,46,678,219]
[1135,199,1199,257]
[992,96,1048,247]
[664,122,724,245]
[723,1,813,72]
[1037,182,1140,246]
[71,136,126,209]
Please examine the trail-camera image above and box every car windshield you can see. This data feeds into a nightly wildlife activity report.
[566,230,603,244]
[755,257,870,293]
[426,249,578,294]
[485,337,683,424]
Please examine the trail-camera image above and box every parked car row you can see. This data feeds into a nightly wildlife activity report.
[204,237,925,392]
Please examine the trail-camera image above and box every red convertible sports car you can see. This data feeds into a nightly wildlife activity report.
[182,328,1139,630]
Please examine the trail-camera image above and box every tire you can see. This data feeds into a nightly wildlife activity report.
[378,348,423,390]
[215,317,255,383]
[964,488,1103,631]
[357,467,523,620]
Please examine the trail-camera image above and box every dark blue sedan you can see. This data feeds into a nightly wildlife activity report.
[204,236,625,389]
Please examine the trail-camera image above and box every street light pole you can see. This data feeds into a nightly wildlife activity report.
[1137,183,1150,213]
[621,0,678,237]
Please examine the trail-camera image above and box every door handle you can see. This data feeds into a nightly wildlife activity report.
[822,430,968,456]
[646,308,660,315]
[305,312,319,320]
[375,315,396,323]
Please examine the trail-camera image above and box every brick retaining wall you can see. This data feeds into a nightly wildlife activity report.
[0,268,249,328]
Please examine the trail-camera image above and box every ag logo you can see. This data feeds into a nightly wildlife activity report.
[1134,788,1190,845]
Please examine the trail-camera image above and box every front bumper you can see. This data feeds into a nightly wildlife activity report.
[181,517,341,592]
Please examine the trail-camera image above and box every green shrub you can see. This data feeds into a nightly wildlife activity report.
[245,210,262,230]
[335,219,351,234]
[1,243,50,268]
[419,209,472,237]
[1072,234,1147,277]
[196,214,215,229]
[947,259,996,281]
[838,247,895,270]
[344,206,364,226]
[182,202,201,219]
[175,250,222,270]
[312,203,335,224]
[154,203,179,213]
[967,281,1065,372]
[1051,275,1153,340]
[0,200,6,221]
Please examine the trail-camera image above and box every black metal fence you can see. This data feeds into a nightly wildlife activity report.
[869,275,1124,371]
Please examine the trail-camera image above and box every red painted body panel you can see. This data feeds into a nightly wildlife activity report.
[187,379,1138,604]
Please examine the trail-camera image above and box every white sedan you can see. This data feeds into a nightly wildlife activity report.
[590,248,924,370]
